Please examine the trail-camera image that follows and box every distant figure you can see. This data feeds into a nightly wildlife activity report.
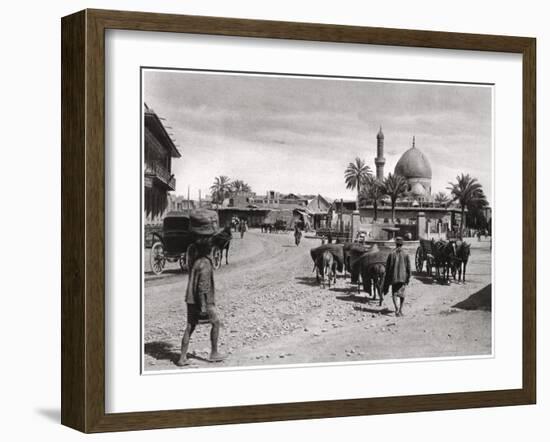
[239,218,247,239]
[327,231,333,244]
[294,224,302,246]
[383,237,411,317]
[231,217,239,232]
[177,238,225,366]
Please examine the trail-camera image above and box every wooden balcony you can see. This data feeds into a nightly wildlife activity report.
[145,161,176,191]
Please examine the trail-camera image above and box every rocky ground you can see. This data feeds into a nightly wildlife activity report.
[143,230,492,371]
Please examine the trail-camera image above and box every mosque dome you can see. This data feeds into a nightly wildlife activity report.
[410,182,426,196]
[394,137,432,179]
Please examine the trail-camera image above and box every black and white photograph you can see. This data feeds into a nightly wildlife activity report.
[142,69,493,371]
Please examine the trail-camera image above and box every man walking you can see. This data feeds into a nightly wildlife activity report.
[177,238,225,366]
[383,237,411,317]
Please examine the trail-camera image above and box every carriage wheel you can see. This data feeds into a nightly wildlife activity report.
[186,243,198,270]
[415,247,423,272]
[150,242,166,275]
[211,245,222,270]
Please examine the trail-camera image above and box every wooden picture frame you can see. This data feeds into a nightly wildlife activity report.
[61,9,536,433]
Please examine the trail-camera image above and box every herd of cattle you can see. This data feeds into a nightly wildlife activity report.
[203,220,472,308]
[309,238,472,304]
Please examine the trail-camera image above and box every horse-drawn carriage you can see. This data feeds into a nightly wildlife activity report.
[149,209,230,275]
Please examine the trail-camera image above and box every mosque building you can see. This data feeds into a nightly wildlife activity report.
[352,127,463,240]
[375,127,432,202]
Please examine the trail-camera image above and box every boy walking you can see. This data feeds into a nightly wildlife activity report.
[383,237,411,317]
[177,238,225,366]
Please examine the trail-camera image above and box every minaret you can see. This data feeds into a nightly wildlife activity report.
[375,126,385,180]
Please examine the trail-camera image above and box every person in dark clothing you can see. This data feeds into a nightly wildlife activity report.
[383,237,411,317]
[177,238,225,366]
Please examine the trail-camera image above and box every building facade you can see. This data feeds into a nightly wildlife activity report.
[167,194,196,212]
[143,104,181,225]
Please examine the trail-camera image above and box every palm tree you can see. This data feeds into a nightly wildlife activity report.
[230,179,251,194]
[360,176,384,221]
[466,188,489,230]
[344,157,372,210]
[210,175,231,207]
[382,173,408,222]
[447,173,484,234]
[434,191,451,207]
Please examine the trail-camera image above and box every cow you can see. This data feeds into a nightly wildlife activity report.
[310,244,345,273]
[315,250,336,288]
[343,242,369,283]
[362,263,386,306]
[356,245,389,304]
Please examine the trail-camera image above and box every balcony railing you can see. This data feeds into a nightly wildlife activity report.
[145,161,176,191]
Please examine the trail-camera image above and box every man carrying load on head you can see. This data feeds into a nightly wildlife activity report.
[177,238,225,366]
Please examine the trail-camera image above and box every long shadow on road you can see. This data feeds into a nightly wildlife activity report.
[413,272,462,286]
[295,276,319,287]
[144,341,179,364]
[336,294,373,303]
[353,305,394,315]
[335,295,394,315]
[144,341,214,367]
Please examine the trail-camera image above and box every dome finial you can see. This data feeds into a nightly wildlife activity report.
[412,135,416,148]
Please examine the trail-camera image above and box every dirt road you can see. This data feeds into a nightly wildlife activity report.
[144,230,492,371]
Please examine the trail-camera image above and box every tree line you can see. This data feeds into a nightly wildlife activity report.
[344,157,489,233]
[210,176,252,205]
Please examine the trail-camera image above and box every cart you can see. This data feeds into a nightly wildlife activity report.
[149,210,223,275]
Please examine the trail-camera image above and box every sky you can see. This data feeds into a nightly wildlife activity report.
[143,69,493,204]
